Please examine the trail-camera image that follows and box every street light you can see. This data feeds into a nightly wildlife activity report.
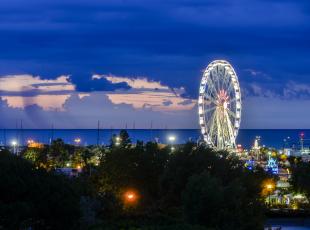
[74,138,81,145]
[11,140,17,154]
[267,184,273,190]
[123,190,138,205]
[168,135,176,142]
[115,136,121,146]
[27,139,34,144]
[266,183,274,206]
[168,135,176,152]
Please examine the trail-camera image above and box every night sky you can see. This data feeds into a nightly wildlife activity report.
[0,0,309,129]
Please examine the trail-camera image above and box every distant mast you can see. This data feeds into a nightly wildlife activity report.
[97,120,100,146]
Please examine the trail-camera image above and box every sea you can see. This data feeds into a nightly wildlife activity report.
[0,129,308,149]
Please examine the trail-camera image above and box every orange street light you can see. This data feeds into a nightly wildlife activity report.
[265,182,275,206]
[123,190,138,204]
[266,184,273,190]
[76,164,82,170]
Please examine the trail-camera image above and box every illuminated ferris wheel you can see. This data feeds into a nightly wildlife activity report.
[198,60,242,150]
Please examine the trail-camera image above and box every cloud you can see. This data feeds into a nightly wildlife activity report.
[243,69,271,80]
[103,76,196,111]
[0,75,74,96]
[283,81,310,99]
[0,75,196,117]
[72,74,131,92]
[0,0,309,128]
[244,81,310,100]
[103,75,168,90]
[0,92,198,129]
[0,74,130,110]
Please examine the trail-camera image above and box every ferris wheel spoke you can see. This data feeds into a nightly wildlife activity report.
[207,76,219,99]
[206,109,217,139]
[226,81,234,95]
[224,110,236,144]
[205,88,217,103]
[228,97,236,104]
[204,106,216,114]
[226,108,237,119]
[204,94,218,105]
[221,69,229,90]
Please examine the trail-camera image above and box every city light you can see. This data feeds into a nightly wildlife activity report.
[74,138,81,145]
[123,190,138,204]
[27,139,34,144]
[168,135,176,152]
[11,140,17,146]
[266,184,273,190]
[115,136,121,146]
[168,135,176,142]
[11,140,18,154]
[262,179,276,196]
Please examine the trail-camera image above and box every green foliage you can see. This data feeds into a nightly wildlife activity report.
[110,130,132,148]
[48,138,70,168]
[120,129,132,148]
[90,221,209,230]
[91,141,266,229]
[0,151,80,230]
[291,161,310,198]
[23,147,47,168]
[182,172,264,230]
[92,141,169,215]
[0,134,268,229]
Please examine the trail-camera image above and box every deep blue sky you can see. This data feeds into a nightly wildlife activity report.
[0,0,309,129]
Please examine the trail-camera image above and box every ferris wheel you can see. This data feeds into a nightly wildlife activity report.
[198,60,242,150]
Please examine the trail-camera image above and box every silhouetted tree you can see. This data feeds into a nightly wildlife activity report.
[0,151,80,230]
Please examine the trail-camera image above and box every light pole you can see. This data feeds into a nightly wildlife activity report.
[266,184,273,207]
[11,140,17,154]
[115,136,121,146]
[168,135,176,152]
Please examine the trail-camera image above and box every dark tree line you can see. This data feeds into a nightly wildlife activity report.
[0,130,269,230]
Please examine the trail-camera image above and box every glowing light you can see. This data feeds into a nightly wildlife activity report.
[115,136,121,146]
[27,140,44,148]
[168,135,176,142]
[74,138,81,145]
[27,139,34,144]
[266,184,273,190]
[294,194,305,199]
[11,140,17,146]
[124,190,138,204]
